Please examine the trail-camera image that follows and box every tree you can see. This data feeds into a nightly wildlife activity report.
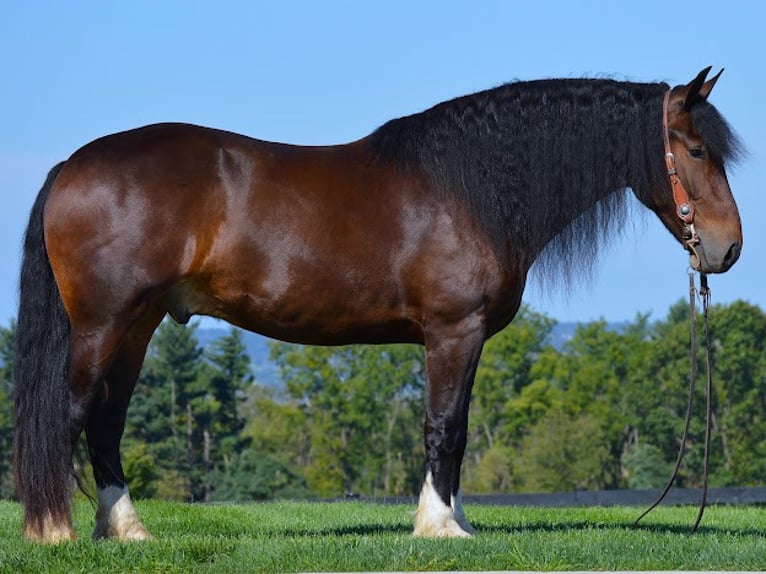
[466,444,515,493]
[205,328,252,456]
[515,407,611,492]
[622,442,673,489]
[706,301,766,485]
[268,342,425,497]
[463,307,556,492]
[471,306,556,450]
[600,304,755,490]
[241,383,311,472]
[0,321,16,497]
[77,298,766,500]
[644,299,705,474]
[210,450,311,502]
[125,319,206,500]
[121,442,160,499]
[196,327,253,500]
[547,316,661,488]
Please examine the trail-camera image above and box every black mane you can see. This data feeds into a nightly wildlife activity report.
[367,78,741,281]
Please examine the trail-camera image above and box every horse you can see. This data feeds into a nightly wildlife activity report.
[14,66,742,542]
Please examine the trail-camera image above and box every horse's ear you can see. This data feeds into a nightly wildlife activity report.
[698,68,724,100]
[682,66,718,110]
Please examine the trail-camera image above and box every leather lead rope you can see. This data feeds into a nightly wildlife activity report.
[692,273,712,532]
[634,272,713,531]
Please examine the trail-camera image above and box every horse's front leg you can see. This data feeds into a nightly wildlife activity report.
[414,319,484,538]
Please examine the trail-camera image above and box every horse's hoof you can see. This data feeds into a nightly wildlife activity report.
[93,521,154,542]
[413,517,473,538]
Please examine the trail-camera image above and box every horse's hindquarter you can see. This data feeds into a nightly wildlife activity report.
[44,124,509,345]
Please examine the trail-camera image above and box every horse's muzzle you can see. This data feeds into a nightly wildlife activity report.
[698,238,742,274]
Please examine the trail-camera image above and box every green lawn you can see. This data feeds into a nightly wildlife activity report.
[0,500,764,572]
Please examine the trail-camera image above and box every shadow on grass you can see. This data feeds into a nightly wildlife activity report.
[270,522,414,538]
[255,516,764,539]
[473,518,765,538]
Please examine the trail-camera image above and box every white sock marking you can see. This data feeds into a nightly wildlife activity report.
[413,472,472,538]
[94,485,153,541]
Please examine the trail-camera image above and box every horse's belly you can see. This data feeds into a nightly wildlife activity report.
[169,264,423,346]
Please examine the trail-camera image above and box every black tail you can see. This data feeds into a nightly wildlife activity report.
[13,162,74,534]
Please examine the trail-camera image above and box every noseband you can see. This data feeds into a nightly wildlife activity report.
[662,90,702,270]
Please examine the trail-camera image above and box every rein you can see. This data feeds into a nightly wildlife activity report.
[633,91,714,531]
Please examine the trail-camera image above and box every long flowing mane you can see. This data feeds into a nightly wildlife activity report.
[367,78,742,281]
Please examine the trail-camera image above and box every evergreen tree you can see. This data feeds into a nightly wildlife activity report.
[205,328,252,455]
[195,327,253,501]
[125,319,205,500]
[0,321,16,497]
[210,450,311,502]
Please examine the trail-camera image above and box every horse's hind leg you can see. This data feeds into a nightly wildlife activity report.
[414,319,484,538]
[85,310,163,541]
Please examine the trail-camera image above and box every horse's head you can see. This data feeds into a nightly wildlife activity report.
[652,67,743,274]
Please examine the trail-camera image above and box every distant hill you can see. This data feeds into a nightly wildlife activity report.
[547,320,629,349]
[195,321,627,389]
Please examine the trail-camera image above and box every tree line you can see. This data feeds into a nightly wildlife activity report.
[0,298,764,501]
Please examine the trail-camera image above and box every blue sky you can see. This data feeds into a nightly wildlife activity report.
[1,1,763,328]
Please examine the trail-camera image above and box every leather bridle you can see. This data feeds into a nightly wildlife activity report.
[662,90,702,270]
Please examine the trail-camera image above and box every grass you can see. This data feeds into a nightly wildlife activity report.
[0,499,765,572]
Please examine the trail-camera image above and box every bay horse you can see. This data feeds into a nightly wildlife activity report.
[14,67,742,542]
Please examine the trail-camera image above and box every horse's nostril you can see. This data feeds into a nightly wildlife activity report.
[723,242,741,270]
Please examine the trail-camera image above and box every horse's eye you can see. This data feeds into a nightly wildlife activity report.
[688,147,706,160]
